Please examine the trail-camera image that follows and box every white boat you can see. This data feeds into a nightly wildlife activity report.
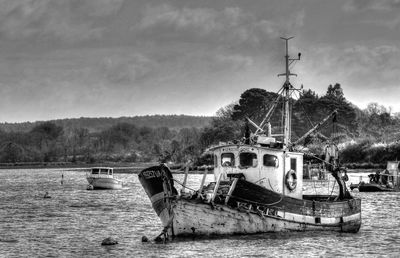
[86,167,123,190]
[139,37,361,239]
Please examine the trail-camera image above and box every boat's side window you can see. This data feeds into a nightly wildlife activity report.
[221,153,235,167]
[100,168,109,175]
[92,168,100,174]
[214,155,218,168]
[291,158,297,171]
[263,154,278,167]
[239,152,257,168]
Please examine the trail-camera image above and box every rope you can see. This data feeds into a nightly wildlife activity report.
[312,179,317,195]
[328,180,337,201]
[222,193,283,207]
[293,90,315,128]
[172,178,199,192]
[172,177,283,207]
[268,179,276,192]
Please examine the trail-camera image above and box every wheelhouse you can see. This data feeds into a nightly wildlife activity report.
[211,144,303,199]
[90,167,114,176]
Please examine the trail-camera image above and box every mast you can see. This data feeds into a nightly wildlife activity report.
[278,37,301,147]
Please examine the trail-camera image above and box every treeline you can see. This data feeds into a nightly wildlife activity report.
[1,84,400,167]
[341,141,400,168]
[0,122,204,164]
[0,115,212,133]
[199,83,400,167]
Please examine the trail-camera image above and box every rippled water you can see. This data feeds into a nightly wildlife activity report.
[0,168,399,257]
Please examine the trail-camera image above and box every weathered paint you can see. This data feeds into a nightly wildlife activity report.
[166,199,361,236]
[212,144,304,199]
[139,164,361,238]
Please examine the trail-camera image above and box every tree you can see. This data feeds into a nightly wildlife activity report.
[0,142,24,163]
[358,102,397,142]
[231,88,279,124]
[29,122,64,161]
[30,122,63,140]
[200,103,243,148]
[326,83,344,100]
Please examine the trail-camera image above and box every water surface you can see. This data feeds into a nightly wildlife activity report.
[0,169,398,257]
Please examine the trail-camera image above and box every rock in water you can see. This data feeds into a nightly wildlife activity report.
[101,237,118,245]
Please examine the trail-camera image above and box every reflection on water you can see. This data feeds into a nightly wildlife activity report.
[0,169,399,257]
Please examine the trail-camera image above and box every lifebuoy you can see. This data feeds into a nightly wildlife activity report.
[222,161,232,167]
[285,170,297,191]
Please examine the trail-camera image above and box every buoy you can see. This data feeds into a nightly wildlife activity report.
[154,236,163,243]
[87,184,94,190]
[141,236,149,242]
[101,237,118,246]
[43,191,51,198]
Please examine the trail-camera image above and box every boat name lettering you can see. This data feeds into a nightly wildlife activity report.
[239,147,253,152]
[142,170,162,179]
[222,148,238,152]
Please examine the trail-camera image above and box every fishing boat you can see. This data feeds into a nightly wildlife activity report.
[350,161,400,192]
[86,167,123,190]
[139,37,361,239]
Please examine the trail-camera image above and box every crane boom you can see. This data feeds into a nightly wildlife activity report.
[290,109,338,146]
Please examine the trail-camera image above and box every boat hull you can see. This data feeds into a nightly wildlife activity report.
[86,177,123,190]
[358,183,397,192]
[168,198,361,236]
[139,165,361,237]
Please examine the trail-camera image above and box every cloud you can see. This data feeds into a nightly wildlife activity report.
[341,45,400,82]
[139,4,223,34]
[366,14,400,29]
[0,0,125,43]
[306,44,400,92]
[342,0,400,29]
[100,53,157,84]
[137,4,303,48]
[78,0,125,17]
[343,0,400,12]
[214,53,254,70]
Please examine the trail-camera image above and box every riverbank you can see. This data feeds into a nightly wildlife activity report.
[3,160,382,174]
[0,161,155,172]
[0,162,214,174]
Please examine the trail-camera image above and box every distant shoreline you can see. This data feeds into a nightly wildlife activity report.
[0,162,214,174]
[0,162,154,171]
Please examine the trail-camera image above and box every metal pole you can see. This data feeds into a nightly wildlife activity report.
[225,178,239,205]
[211,173,223,203]
[199,166,208,194]
[181,163,190,194]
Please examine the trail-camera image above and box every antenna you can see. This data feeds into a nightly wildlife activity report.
[278,37,301,80]
[277,37,301,147]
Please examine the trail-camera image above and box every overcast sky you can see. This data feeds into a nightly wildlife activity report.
[0,0,399,123]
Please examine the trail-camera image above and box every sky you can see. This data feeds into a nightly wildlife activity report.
[0,0,400,123]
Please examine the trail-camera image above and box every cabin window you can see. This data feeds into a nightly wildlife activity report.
[214,155,218,168]
[92,168,100,174]
[263,154,278,167]
[100,168,109,175]
[221,153,235,167]
[239,152,258,168]
[291,158,297,171]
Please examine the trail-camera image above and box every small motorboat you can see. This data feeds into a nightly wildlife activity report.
[86,167,123,190]
[350,182,397,192]
[350,161,400,192]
